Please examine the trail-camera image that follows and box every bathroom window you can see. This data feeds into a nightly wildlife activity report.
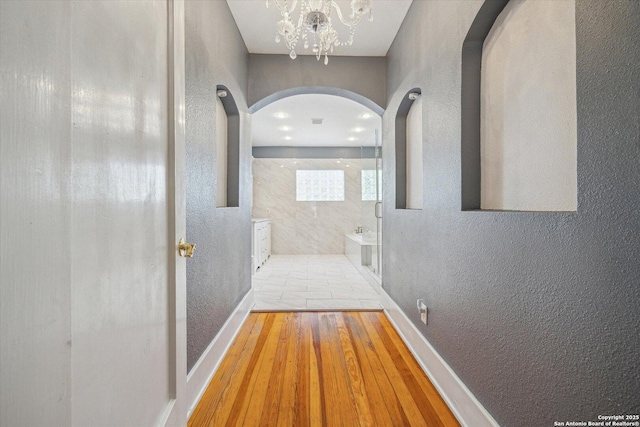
[361,170,377,201]
[296,170,345,202]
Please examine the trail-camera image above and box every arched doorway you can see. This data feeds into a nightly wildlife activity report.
[249,88,384,310]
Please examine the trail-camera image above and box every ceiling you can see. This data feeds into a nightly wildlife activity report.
[226,0,413,57]
[252,94,381,147]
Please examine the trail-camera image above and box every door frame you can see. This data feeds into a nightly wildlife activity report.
[158,0,187,425]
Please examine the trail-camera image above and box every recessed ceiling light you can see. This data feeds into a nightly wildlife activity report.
[346,164,350,167]
[280,165,284,168]
[360,113,372,119]
[347,137,357,141]
[274,112,289,119]
[284,136,292,140]
[279,126,292,131]
[353,127,364,133]
[337,160,341,164]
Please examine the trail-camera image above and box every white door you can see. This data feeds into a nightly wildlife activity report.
[0,1,187,426]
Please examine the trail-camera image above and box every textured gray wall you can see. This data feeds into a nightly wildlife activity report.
[248,54,386,111]
[185,0,252,372]
[384,1,640,425]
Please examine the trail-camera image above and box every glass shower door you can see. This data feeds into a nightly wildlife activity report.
[361,129,382,277]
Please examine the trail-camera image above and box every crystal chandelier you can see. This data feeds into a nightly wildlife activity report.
[265,0,373,65]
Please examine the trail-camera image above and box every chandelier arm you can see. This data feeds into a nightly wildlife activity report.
[272,0,286,12]
[329,1,362,27]
[271,0,298,16]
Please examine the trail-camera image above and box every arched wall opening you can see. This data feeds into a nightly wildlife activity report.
[249,86,384,116]
[249,86,384,265]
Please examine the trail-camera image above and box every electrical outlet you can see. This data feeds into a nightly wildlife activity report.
[417,299,428,325]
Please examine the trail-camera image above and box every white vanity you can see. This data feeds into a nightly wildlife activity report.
[252,218,271,273]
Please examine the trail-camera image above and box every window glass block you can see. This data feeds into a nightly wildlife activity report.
[296,170,345,201]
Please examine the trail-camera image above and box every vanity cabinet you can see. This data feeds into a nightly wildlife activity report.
[252,219,271,273]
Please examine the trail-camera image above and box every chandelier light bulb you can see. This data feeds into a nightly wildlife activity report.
[277,19,295,36]
[351,0,371,15]
[289,49,297,59]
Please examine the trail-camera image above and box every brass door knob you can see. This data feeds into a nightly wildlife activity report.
[178,238,196,258]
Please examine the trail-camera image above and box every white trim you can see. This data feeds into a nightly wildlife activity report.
[186,289,255,418]
[379,288,499,427]
[162,1,187,425]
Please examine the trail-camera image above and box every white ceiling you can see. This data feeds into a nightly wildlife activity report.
[252,94,381,147]
[226,0,413,57]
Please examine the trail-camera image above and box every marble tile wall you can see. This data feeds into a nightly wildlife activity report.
[253,158,376,254]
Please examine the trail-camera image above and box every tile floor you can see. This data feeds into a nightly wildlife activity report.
[252,254,382,311]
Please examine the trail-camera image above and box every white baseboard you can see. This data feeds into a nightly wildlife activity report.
[379,288,499,427]
[186,289,255,418]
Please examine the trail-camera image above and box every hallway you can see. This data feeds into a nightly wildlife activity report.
[2,1,639,426]
[252,255,381,311]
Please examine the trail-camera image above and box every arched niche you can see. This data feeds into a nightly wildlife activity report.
[395,88,423,210]
[461,0,510,210]
[216,84,240,208]
[461,0,577,212]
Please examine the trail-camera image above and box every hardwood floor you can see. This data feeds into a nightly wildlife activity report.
[188,311,460,427]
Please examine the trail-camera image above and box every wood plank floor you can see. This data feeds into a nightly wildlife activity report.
[188,311,460,427]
